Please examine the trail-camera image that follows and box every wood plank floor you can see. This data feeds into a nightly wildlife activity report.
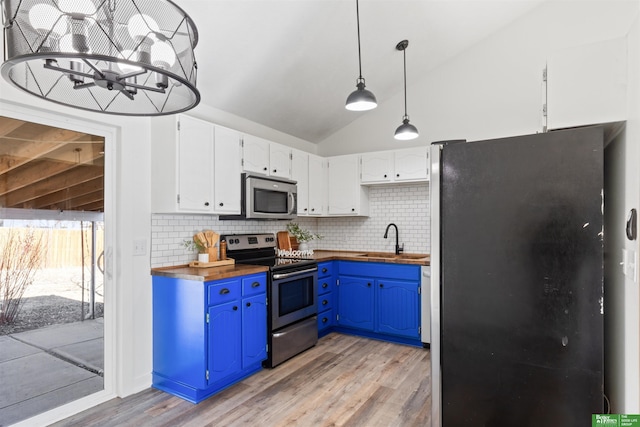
[53,333,431,427]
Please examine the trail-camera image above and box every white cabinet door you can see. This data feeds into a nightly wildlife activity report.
[327,154,368,216]
[394,147,429,182]
[214,126,241,214]
[269,144,291,179]
[177,115,214,212]
[361,151,393,184]
[547,37,627,130]
[242,134,270,175]
[291,149,309,215]
[308,154,326,216]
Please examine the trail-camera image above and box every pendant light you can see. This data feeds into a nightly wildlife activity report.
[1,0,200,116]
[345,0,377,111]
[394,40,419,140]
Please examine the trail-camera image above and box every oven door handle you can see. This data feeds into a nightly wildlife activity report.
[272,267,318,280]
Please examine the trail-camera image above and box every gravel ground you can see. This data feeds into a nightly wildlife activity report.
[0,267,104,335]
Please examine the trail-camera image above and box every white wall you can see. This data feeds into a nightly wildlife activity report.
[318,1,639,156]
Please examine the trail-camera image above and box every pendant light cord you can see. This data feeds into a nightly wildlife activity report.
[403,48,408,118]
[356,0,363,79]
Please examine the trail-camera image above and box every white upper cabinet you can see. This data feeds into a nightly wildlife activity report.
[291,149,309,215]
[361,147,429,184]
[150,115,241,215]
[360,151,394,183]
[269,143,291,179]
[242,134,292,179]
[178,116,215,212]
[327,154,369,216]
[242,134,270,175]
[151,114,214,213]
[394,147,429,182]
[547,36,627,130]
[213,126,242,214]
[308,154,327,216]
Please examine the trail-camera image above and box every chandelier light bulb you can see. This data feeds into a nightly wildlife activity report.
[28,4,65,34]
[128,14,160,40]
[151,41,176,68]
[117,50,144,74]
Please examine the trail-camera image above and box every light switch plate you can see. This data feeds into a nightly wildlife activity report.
[622,248,637,283]
[133,239,147,256]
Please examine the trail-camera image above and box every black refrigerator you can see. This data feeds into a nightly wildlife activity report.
[430,127,604,427]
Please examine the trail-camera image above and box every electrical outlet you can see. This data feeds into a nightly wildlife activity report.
[133,239,147,256]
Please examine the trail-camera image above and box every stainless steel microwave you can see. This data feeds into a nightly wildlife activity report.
[220,174,297,220]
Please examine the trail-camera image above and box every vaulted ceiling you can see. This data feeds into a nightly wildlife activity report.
[0,117,104,212]
[180,0,545,143]
[0,1,546,213]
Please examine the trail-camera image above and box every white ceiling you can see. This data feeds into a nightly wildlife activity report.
[177,0,545,143]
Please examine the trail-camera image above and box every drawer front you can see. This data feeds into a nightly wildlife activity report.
[317,308,334,332]
[317,291,333,313]
[318,261,333,278]
[208,279,241,305]
[242,273,267,297]
[318,278,333,296]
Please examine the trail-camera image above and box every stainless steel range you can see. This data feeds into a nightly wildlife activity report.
[223,233,318,368]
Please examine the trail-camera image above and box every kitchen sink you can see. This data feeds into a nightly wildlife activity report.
[353,252,427,260]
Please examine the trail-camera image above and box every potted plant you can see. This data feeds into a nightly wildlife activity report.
[286,222,322,252]
[182,238,208,262]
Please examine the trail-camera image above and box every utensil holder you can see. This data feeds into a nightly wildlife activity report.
[208,247,218,262]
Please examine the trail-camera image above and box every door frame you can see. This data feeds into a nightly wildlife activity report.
[0,99,118,422]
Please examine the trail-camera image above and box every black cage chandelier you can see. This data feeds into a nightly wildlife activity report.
[1,0,200,116]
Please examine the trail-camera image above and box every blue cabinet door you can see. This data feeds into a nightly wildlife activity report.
[241,293,267,369]
[377,279,420,339]
[337,276,374,330]
[208,300,241,385]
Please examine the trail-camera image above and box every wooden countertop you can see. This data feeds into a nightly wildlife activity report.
[151,263,269,282]
[151,250,430,281]
[310,250,430,266]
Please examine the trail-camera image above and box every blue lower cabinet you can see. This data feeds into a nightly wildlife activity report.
[152,272,267,403]
[208,301,242,384]
[318,308,334,333]
[337,276,374,330]
[335,261,422,346]
[377,279,420,340]
[242,293,267,369]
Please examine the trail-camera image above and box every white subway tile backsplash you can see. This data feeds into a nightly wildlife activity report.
[150,183,430,267]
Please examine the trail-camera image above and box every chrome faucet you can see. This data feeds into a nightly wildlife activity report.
[384,223,404,255]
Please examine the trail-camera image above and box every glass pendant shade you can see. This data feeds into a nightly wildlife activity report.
[394,117,419,140]
[346,80,377,111]
[1,0,200,116]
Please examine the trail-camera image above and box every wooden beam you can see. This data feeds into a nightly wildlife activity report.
[0,143,103,195]
[29,177,103,210]
[0,117,25,137]
[0,128,95,175]
[73,201,103,212]
[3,164,104,207]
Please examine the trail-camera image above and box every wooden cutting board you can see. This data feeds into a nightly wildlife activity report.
[277,231,292,250]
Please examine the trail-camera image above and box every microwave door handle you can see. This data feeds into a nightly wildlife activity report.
[288,192,296,215]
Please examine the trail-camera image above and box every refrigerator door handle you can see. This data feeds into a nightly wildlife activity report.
[626,209,637,240]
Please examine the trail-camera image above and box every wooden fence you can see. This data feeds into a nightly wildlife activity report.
[0,227,104,269]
